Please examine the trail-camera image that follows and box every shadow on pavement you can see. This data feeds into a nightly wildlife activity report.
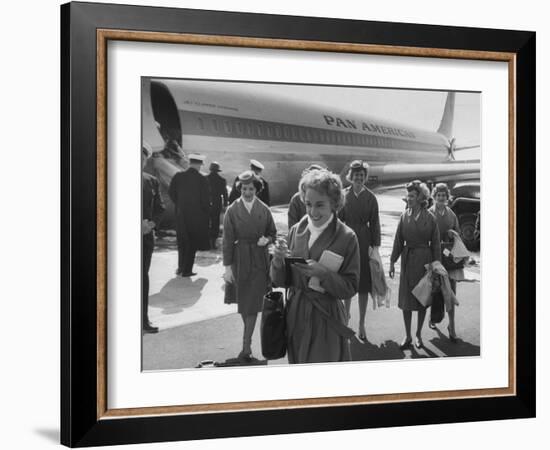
[429,327,481,357]
[149,277,207,314]
[409,344,440,359]
[351,338,406,361]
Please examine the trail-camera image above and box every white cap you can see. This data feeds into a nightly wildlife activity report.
[188,153,205,164]
[250,159,264,170]
[142,141,153,158]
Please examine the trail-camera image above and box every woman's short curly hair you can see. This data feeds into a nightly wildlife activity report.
[299,169,345,212]
[431,182,451,199]
[406,179,431,208]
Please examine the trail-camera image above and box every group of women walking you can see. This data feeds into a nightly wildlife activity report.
[222,161,463,364]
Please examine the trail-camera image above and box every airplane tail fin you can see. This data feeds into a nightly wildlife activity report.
[437,92,455,139]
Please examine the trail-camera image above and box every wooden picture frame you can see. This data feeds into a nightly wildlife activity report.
[61,1,535,446]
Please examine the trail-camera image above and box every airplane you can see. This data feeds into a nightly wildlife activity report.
[142,78,480,233]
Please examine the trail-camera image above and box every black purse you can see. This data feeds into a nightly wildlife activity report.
[441,241,465,271]
[224,281,237,304]
[430,277,445,324]
[260,291,287,360]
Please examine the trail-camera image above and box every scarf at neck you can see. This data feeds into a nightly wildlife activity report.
[307,213,334,249]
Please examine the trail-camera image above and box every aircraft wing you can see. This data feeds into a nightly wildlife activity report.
[368,161,480,187]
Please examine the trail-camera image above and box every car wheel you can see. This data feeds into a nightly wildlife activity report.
[458,213,480,251]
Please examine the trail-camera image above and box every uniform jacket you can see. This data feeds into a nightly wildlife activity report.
[287,192,306,230]
[168,167,210,249]
[207,172,228,211]
[390,208,441,311]
[142,172,165,232]
[222,197,277,315]
[339,186,381,293]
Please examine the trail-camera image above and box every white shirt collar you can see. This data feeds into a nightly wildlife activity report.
[241,196,256,213]
[307,213,334,248]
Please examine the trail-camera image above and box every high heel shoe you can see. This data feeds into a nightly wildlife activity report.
[358,326,367,342]
[399,337,412,350]
[414,336,424,348]
[447,326,458,343]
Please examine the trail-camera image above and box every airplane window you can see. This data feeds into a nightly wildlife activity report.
[312,130,318,142]
[283,126,291,139]
[246,123,254,137]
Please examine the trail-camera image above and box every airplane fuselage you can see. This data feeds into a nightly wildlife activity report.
[144,79,479,209]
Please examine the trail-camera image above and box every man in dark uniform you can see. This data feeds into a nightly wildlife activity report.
[142,143,165,333]
[228,159,270,205]
[168,153,210,276]
[206,161,228,249]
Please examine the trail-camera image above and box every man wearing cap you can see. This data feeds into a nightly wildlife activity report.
[228,159,270,206]
[206,162,228,249]
[168,154,210,276]
[142,143,165,333]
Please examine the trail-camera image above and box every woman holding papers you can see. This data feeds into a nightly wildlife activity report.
[271,169,360,364]
[222,171,277,362]
[389,180,440,349]
[339,160,381,341]
[429,183,464,342]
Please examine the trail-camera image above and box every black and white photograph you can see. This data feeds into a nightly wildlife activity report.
[141,78,481,370]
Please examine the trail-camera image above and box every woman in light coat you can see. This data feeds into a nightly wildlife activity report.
[271,169,360,363]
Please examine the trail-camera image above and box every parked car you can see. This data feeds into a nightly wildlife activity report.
[448,182,480,251]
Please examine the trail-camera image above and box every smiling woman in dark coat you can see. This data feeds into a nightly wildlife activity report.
[222,171,277,362]
[390,180,440,350]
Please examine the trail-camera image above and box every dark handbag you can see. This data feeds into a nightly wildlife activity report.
[260,290,287,360]
[441,241,465,271]
[430,281,445,325]
[224,281,236,304]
